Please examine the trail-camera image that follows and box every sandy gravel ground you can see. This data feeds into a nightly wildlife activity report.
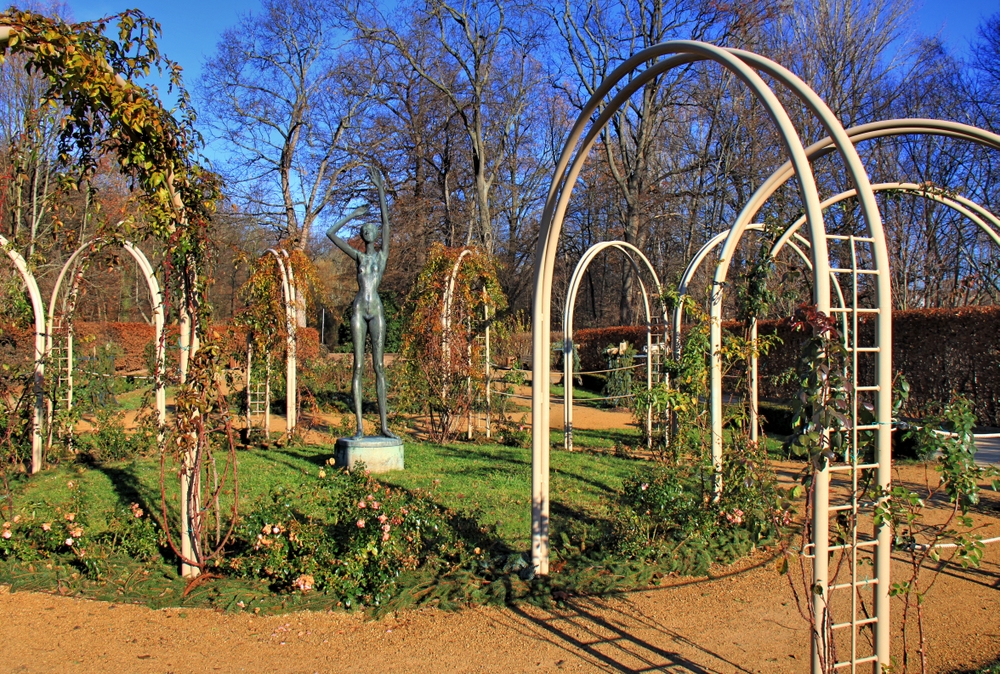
[27,392,1000,672]
[1,538,998,673]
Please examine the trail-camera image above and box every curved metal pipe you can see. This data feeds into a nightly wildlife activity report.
[531,41,835,577]
[562,241,665,452]
[47,238,167,430]
[0,234,46,473]
[265,249,297,433]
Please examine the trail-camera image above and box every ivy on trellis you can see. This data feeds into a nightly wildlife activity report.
[400,244,507,442]
[0,9,231,578]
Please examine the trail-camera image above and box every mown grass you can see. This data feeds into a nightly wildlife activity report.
[376,439,640,547]
[1,434,647,609]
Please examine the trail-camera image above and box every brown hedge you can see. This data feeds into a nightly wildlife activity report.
[571,325,655,372]
[749,306,1000,426]
[0,321,321,376]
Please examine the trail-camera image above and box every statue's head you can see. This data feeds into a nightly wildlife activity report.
[361,221,378,243]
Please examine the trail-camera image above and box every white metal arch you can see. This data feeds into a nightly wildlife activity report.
[671,224,847,447]
[562,241,664,451]
[778,182,1000,251]
[672,224,849,356]
[440,248,501,440]
[533,41,834,576]
[47,239,167,430]
[441,248,475,364]
[0,235,46,473]
[704,120,1000,670]
[531,42,892,670]
[264,248,298,434]
[696,182,1000,456]
[710,124,1000,490]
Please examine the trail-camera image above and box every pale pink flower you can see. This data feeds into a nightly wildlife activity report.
[382,532,390,542]
[357,500,366,509]
[356,518,365,528]
[378,514,387,524]
[2,530,11,540]
[640,483,648,491]
[382,524,390,533]
[41,523,51,532]
[65,537,74,546]
[293,574,315,593]
[69,526,83,538]
[12,515,20,523]
[272,526,281,535]
[65,513,75,522]
[372,502,380,510]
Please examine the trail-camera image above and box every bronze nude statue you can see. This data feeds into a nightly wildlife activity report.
[326,166,397,440]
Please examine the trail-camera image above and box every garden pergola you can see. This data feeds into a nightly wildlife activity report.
[46,238,168,435]
[243,248,300,437]
[530,41,894,671]
[706,123,1000,486]
[562,240,665,451]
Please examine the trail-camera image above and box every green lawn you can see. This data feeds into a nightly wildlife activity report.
[377,439,641,547]
[10,436,644,558]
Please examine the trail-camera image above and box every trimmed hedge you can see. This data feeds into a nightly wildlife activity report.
[0,320,320,376]
[571,325,653,372]
[750,306,1000,426]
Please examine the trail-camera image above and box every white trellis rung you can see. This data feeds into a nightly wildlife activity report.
[813,233,891,672]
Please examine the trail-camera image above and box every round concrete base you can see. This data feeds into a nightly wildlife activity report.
[334,436,404,473]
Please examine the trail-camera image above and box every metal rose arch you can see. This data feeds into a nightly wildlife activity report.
[529,41,893,671]
[562,240,665,452]
[0,233,47,473]
[46,238,168,436]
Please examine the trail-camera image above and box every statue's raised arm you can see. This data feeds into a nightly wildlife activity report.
[326,205,369,261]
[371,166,390,266]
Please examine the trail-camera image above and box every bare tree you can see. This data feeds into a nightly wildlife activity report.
[552,0,743,323]
[348,0,544,256]
[199,0,371,257]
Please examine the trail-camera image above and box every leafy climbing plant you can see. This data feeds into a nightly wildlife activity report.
[873,397,1000,673]
[399,245,506,442]
[0,9,234,579]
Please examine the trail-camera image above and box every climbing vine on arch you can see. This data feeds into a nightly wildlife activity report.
[0,9,231,577]
[400,244,507,442]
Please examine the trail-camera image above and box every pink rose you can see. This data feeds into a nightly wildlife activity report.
[356,519,365,528]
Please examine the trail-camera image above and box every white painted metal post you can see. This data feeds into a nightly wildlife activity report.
[562,241,663,452]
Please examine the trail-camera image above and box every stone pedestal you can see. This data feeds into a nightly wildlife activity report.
[334,436,404,473]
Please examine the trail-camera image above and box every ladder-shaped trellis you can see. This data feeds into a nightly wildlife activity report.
[244,342,272,440]
[645,316,670,450]
[44,315,74,451]
[815,233,889,670]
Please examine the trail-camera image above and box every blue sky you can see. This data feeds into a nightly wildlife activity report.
[61,0,999,94]
[63,0,263,91]
[917,0,997,56]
